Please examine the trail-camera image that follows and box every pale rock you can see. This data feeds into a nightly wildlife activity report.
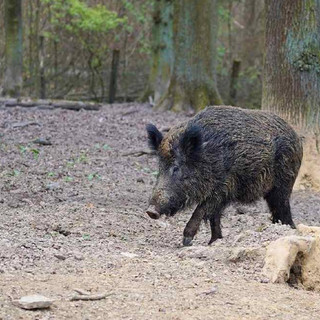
[297,224,320,291]
[13,295,53,310]
[263,234,315,284]
[120,252,138,258]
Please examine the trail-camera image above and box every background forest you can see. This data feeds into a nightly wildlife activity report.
[0,0,264,108]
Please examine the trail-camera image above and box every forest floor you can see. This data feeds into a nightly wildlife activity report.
[0,103,320,320]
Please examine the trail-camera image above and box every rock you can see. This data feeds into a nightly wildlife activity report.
[263,235,315,284]
[297,224,320,236]
[297,224,320,291]
[120,252,138,258]
[13,295,53,310]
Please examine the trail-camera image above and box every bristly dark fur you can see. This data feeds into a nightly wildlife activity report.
[180,125,202,160]
[146,124,163,151]
[146,106,303,246]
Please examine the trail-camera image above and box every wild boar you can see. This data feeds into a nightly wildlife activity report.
[146,106,303,246]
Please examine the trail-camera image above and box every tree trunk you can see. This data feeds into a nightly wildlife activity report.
[3,0,23,97]
[156,0,222,112]
[230,59,241,105]
[262,0,320,132]
[108,49,120,104]
[39,35,46,99]
[145,0,174,104]
[34,0,41,98]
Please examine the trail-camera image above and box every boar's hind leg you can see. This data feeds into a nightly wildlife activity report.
[206,197,228,245]
[183,204,206,246]
[208,212,224,245]
[264,187,295,228]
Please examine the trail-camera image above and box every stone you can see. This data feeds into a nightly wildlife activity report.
[297,224,320,291]
[263,235,314,284]
[120,252,138,258]
[13,295,53,310]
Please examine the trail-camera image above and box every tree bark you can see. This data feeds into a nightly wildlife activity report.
[263,0,320,132]
[108,49,120,104]
[144,0,174,104]
[3,0,23,97]
[39,35,46,99]
[156,0,222,112]
[230,59,241,105]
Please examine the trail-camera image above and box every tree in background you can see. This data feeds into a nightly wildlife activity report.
[155,0,222,111]
[142,0,173,105]
[3,0,23,97]
[263,0,320,132]
[0,0,265,106]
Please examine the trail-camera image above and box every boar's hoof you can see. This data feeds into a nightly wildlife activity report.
[183,237,193,246]
[146,206,160,220]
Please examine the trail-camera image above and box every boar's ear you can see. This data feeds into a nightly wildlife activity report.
[180,125,202,158]
[146,124,163,151]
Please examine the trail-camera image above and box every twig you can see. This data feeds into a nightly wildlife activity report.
[70,293,111,301]
[122,149,155,157]
[11,121,42,128]
[32,138,52,145]
[73,288,91,296]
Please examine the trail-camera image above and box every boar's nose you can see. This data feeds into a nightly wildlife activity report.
[146,205,160,219]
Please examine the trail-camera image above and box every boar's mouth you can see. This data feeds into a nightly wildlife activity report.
[146,203,182,220]
[146,205,160,219]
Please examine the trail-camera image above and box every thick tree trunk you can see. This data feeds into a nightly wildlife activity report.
[263,0,320,132]
[3,0,23,97]
[156,0,222,112]
[141,0,174,103]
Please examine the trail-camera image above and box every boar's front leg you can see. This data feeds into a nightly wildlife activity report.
[183,197,227,246]
[183,203,207,246]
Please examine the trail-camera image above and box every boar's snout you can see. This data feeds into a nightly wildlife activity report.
[146,205,160,220]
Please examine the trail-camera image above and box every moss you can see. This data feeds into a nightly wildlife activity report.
[193,86,210,112]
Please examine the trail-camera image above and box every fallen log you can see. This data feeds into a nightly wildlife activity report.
[0,98,101,111]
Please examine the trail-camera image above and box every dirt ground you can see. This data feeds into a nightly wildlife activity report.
[1,103,320,320]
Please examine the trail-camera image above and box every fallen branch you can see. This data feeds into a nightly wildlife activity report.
[32,138,52,145]
[122,149,155,157]
[70,293,111,301]
[11,121,42,128]
[73,288,91,296]
[0,98,101,111]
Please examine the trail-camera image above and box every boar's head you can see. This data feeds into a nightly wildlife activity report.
[145,123,203,219]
